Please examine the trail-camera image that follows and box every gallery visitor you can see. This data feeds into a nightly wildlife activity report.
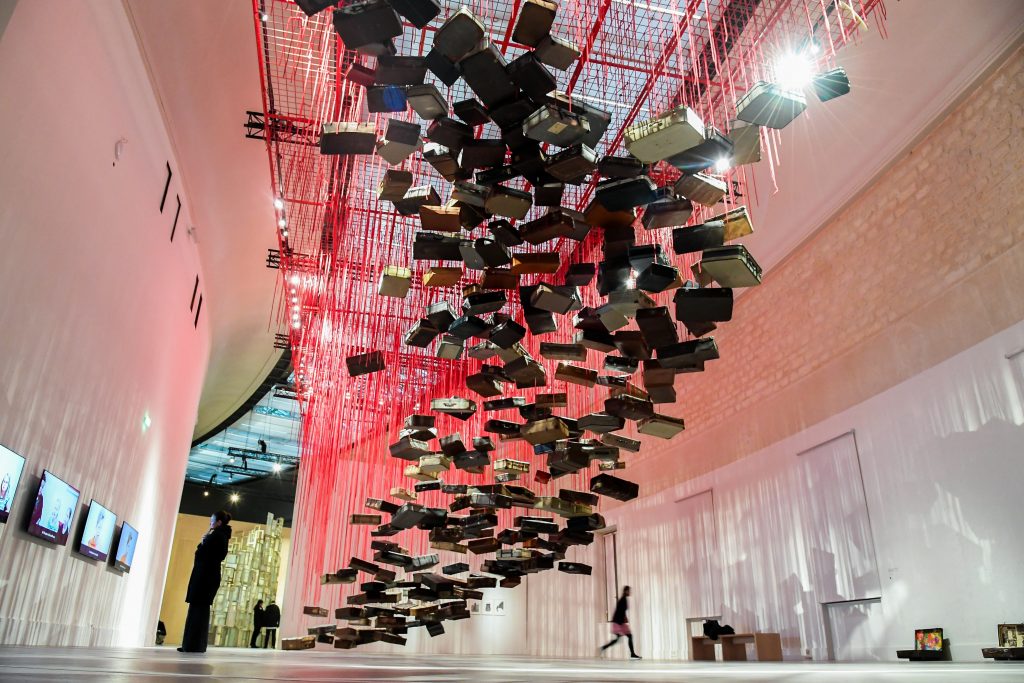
[178,510,232,653]
[263,600,281,649]
[600,586,641,659]
[250,600,266,648]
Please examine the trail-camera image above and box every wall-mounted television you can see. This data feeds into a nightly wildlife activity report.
[78,500,117,561]
[113,522,139,572]
[27,470,81,545]
[0,444,27,524]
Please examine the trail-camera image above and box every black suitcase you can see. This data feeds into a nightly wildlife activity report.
[460,43,517,108]
[295,0,338,17]
[534,182,564,206]
[393,184,441,215]
[604,395,655,421]
[598,155,647,179]
[699,244,763,287]
[545,144,598,182]
[424,47,461,87]
[476,163,520,186]
[452,180,489,207]
[565,262,596,286]
[375,56,427,85]
[577,412,625,434]
[423,143,462,181]
[535,34,580,70]
[366,85,407,113]
[344,62,376,87]
[511,0,557,46]
[378,169,413,201]
[523,104,590,147]
[813,67,851,102]
[453,98,491,127]
[613,330,651,360]
[520,211,575,246]
[627,243,670,271]
[425,301,457,330]
[406,84,447,120]
[636,262,678,293]
[589,473,639,502]
[597,257,631,296]
[426,116,473,150]
[353,39,397,57]
[412,231,462,260]
[484,185,532,220]
[384,118,420,146]
[346,350,385,376]
[490,319,527,349]
[463,291,507,315]
[523,305,557,335]
[666,126,733,173]
[332,1,402,49]
[656,338,720,368]
[388,0,440,28]
[459,139,507,169]
[642,198,693,230]
[603,355,639,375]
[547,91,611,148]
[488,219,524,247]
[735,80,806,129]
[674,287,733,322]
[530,283,576,314]
[489,98,537,129]
[672,221,725,254]
[448,315,489,340]
[320,122,376,155]
[636,306,678,348]
[404,318,441,347]
[433,7,485,61]
[596,176,658,211]
[507,52,557,100]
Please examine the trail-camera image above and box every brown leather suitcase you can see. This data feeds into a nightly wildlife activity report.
[511,0,557,47]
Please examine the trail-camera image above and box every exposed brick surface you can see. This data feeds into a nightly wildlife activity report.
[625,46,1024,496]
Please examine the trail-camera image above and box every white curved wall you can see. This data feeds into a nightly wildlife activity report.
[0,1,210,646]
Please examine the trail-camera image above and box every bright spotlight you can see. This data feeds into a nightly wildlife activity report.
[278,218,286,228]
[274,197,284,210]
[289,274,300,285]
[292,321,301,329]
[230,493,240,503]
[714,157,731,173]
[272,463,282,473]
[775,50,815,91]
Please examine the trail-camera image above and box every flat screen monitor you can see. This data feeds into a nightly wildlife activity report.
[113,522,139,572]
[0,444,27,524]
[78,500,117,561]
[27,470,81,545]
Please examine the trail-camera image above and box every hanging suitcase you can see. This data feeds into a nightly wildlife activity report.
[674,171,726,207]
[423,143,463,181]
[700,244,762,287]
[555,363,598,387]
[485,185,532,220]
[320,122,376,155]
[459,139,507,169]
[511,0,557,46]
[636,262,678,293]
[388,0,440,28]
[589,473,639,501]
[378,265,412,298]
[511,252,560,274]
[624,105,705,163]
[729,121,762,165]
[431,397,477,420]
[598,155,648,179]
[404,318,440,347]
[436,334,464,359]
[530,283,577,314]
[636,306,678,348]
[613,330,651,361]
[565,262,595,286]
[412,231,461,260]
[577,412,625,434]
[451,180,489,208]
[332,1,403,50]
[813,67,851,102]
[641,198,693,230]
[375,56,427,85]
[672,221,725,255]
[489,319,527,349]
[488,219,523,247]
[710,205,754,242]
[604,395,655,421]
[346,351,385,376]
[344,62,377,87]
[523,104,590,147]
[656,337,719,368]
[406,84,448,120]
[453,98,491,127]
[422,266,462,287]
[433,7,486,62]
[545,92,611,149]
[736,80,806,129]
[595,176,658,211]
[460,43,517,108]
[295,0,338,17]
[490,98,538,130]
[637,413,685,439]
[366,85,407,113]
[481,267,519,289]
[427,116,473,150]
[535,34,580,70]
[378,169,413,201]
[666,125,734,173]
[545,144,598,182]
[534,182,564,207]
[424,47,461,87]
[419,204,461,232]
[507,52,557,100]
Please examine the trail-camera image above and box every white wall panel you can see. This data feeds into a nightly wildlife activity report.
[0,1,209,646]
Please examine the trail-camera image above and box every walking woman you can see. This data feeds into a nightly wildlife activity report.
[600,586,641,659]
[179,510,232,653]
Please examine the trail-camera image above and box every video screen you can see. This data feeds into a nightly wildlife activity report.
[78,500,117,561]
[0,444,27,524]
[113,522,139,572]
[27,470,81,545]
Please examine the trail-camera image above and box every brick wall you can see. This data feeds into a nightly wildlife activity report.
[625,45,1024,496]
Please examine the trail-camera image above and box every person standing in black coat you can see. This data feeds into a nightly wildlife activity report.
[249,600,265,648]
[263,601,281,649]
[600,586,641,658]
[179,510,232,653]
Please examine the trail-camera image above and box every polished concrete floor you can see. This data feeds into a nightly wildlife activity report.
[0,646,1021,682]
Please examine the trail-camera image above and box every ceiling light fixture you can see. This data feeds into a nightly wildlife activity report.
[775,50,816,91]
[230,493,240,503]
[273,197,284,210]
[714,157,731,173]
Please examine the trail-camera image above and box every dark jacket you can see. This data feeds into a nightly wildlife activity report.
[612,596,628,625]
[264,603,281,628]
[185,524,231,605]
[253,605,266,628]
